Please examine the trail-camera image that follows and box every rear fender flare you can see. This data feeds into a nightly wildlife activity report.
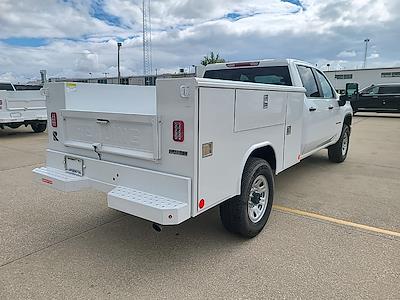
[236,142,276,195]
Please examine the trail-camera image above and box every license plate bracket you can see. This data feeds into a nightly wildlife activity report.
[65,156,84,176]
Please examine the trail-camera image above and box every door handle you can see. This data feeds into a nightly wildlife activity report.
[328,105,334,110]
[309,107,317,112]
[96,119,110,125]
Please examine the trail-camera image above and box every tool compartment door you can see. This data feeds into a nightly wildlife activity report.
[283,92,304,169]
[61,110,160,161]
[197,87,237,212]
[234,89,286,132]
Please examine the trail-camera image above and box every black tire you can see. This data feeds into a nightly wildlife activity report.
[7,123,21,129]
[31,122,47,133]
[328,124,350,163]
[220,157,274,238]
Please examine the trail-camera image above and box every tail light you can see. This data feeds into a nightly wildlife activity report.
[173,120,184,142]
[199,199,205,209]
[51,112,57,127]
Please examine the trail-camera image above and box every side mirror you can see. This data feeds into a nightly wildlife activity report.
[338,83,359,106]
[346,83,358,97]
[346,83,359,102]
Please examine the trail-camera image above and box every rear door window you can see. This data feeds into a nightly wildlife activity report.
[204,66,292,86]
[297,66,320,98]
[378,86,400,94]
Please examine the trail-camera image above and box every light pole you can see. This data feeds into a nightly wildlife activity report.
[327,63,331,71]
[363,38,370,69]
[117,42,122,84]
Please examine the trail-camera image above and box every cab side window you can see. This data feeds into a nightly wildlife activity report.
[362,86,379,95]
[370,86,380,94]
[316,71,334,99]
[297,66,320,98]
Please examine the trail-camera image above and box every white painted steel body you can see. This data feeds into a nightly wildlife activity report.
[0,88,47,124]
[33,60,353,226]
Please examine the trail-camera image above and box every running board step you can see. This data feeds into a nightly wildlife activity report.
[107,186,189,225]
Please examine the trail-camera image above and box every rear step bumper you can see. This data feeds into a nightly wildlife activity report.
[33,150,191,225]
[33,166,90,192]
[108,186,188,225]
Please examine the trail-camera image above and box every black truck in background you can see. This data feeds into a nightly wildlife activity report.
[351,83,400,114]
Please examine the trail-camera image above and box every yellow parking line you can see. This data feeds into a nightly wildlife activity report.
[273,205,400,238]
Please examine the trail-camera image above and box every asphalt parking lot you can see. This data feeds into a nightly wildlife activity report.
[0,114,399,299]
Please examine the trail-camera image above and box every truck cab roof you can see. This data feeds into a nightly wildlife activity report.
[204,59,315,71]
[203,59,319,89]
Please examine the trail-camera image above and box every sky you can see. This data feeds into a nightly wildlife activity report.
[0,0,399,83]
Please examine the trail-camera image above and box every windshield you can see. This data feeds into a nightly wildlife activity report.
[203,66,292,86]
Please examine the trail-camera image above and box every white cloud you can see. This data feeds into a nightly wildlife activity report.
[337,50,357,58]
[0,72,18,83]
[368,53,380,59]
[0,0,398,82]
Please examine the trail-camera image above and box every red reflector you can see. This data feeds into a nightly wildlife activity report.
[226,62,260,68]
[199,199,205,209]
[42,178,53,185]
[51,112,57,127]
[173,120,184,142]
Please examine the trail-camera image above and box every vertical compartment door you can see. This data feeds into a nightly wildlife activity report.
[283,92,304,169]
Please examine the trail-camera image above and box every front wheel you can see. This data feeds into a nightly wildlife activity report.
[328,124,350,163]
[220,157,274,238]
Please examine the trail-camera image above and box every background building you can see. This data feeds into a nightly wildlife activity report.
[325,67,400,94]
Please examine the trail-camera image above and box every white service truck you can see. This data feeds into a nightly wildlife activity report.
[0,82,47,132]
[33,59,353,237]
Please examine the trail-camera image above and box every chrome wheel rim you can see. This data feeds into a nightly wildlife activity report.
[342,131,349,156]
[248,175,269,223]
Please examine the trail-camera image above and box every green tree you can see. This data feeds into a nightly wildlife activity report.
[201,52,226,66]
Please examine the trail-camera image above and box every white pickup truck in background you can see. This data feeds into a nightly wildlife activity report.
[33,59,353,238]
[0,82,47,132]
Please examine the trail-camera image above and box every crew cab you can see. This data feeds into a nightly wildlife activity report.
[33,59,353,238]
[351,83,400,114]
[0,82,47,132]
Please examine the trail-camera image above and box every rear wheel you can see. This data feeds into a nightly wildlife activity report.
[328,124,350,163]
[220,157,274,238]
[31,122,47,133]
[7,123,22,129]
